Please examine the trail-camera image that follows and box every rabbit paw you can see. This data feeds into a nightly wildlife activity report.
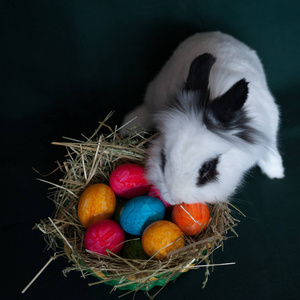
[258,149,284,179]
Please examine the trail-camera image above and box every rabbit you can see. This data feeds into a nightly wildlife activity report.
[121,31,284,205]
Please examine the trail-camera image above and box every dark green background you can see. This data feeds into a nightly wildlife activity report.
[1,1,299,299]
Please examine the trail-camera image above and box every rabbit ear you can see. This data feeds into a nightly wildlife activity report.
[185,53,216,92]
[209,79,249,124]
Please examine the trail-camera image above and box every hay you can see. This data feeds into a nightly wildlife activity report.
[33,112,240,299]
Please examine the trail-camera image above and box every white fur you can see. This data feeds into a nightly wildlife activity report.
[122,31,284,204]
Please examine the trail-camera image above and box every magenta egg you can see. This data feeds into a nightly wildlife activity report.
[84,220,125,255]
[109,164,150,199]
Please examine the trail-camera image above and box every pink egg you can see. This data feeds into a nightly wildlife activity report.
[109,164,150,199]
[84,220,125,255]
[148,185,173,211]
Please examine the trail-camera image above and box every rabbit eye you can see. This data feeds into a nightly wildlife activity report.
[197,157,219,185]
[160,149,166,172]
[203,162,213,172]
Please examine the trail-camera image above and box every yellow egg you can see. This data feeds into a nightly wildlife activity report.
[77,183,116,228]
[142,220,185,260]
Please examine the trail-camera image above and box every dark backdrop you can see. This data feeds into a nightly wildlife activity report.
[1,1,300,299]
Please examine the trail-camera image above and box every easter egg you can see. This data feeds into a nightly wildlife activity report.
[148,185,172,211]
[109,164,150,199]
[142,220,185,260]
[172,203,210,236]
[120,196,165,235]
[84,220,125,255]
[78,183,116,228]
[121,239,149,259]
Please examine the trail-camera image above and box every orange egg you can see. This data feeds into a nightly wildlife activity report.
[78,183,116,228]
[142,220,185,260]
[172,203,210,236]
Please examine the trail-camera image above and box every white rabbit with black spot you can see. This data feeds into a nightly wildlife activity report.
[121,31,284,205]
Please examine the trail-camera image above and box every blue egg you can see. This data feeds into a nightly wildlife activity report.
[120,196,165,235]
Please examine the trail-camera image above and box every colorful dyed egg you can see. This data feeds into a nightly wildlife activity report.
[119,196,165,235]
[172,203,210,236]
[148,185,172,211]
[84,220,125,255]
[109,164,150,199]
[121,238,149,259]
[142,220,185,260]
[78,183,116,228]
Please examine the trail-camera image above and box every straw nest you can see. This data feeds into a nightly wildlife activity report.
[35,112,240,299]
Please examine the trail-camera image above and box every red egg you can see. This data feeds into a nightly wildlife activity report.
[172,203,210,236]
[109,164,150,198]
[148,185,172,211]
[84,220,125,255]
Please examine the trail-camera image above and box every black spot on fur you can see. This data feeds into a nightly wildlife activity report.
[203,106,260,144]
[197,157,219,185]
[185,53,216,92]
[209,79,249,124]
[160,149,166,172]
